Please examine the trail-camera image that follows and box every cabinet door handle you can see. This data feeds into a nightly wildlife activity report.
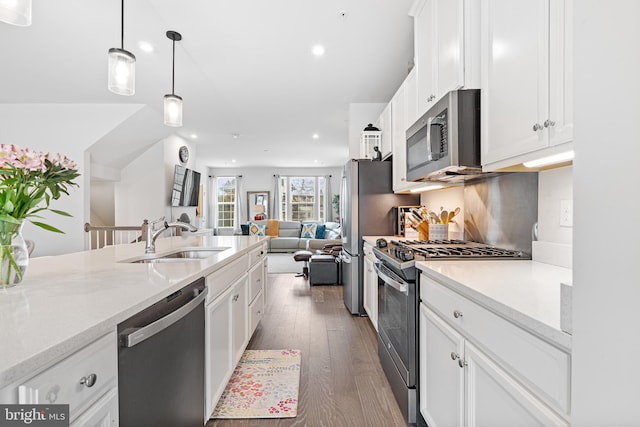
[544,119,556,128]
[453,310,463,319]
[532,123,543,131]
[233,294,239,302]
[450,352,459,360]
[458,358,467,368]
[79,373,97,388]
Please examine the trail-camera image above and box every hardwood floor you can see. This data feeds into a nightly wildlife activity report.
[206,273,410,427]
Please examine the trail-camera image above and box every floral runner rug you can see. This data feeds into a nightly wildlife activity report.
[211,349,302,419]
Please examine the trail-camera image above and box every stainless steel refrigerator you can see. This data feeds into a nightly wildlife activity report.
[339,159,419,315]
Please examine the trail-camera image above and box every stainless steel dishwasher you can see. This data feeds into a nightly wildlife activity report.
[118,277,207,427]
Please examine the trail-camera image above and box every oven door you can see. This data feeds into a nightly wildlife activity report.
[374,262,416,387]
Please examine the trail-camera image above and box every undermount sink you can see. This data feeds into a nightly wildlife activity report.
[125,247,230,264]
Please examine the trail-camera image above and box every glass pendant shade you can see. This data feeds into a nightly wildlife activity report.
[164,94,183,127]
[0,0,32,26]
[108,48,136,96]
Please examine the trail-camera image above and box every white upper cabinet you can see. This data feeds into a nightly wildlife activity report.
[379,102,393,159]
[392,71,422,193]
[414,0,436,118]
[481,0,573,170]
[411,0,480,120]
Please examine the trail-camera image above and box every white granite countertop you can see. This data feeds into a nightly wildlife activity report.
[417,260,573,351]
[0,235,267,389]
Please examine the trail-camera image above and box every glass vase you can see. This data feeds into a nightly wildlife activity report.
[0,219,29,288]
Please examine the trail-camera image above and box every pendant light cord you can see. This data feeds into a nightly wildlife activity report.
[120,0,124,49]
[171,38,176,95]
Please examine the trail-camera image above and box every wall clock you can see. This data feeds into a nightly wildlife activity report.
[179,145,189,163]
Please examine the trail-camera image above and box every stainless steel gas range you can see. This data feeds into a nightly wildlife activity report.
[372,238,529,425]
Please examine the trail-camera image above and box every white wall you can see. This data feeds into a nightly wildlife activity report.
[112,134,199,228]
[90,182,115,226]
[572,2,640,425]
[537,166,573,244]
[0,104,140,256]
[114,142,166,226]
[164,136,199,225]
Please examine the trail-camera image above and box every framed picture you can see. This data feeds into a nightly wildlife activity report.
[247,191,270,221]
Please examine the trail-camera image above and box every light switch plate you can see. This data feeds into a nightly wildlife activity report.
[560,199,573,227]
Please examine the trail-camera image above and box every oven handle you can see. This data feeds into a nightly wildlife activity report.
[374,262,408,295]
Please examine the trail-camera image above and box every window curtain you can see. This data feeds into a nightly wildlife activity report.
[235,175,244,234]
[208,175,215,232]
[325,174,332,222]
[272,174,281,220]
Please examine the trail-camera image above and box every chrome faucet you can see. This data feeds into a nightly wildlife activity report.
[144,220,198,254]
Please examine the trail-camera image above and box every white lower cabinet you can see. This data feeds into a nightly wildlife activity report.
[0,331,119,426]
[465,342,568,427]
[231,276,249,365]
[362,242,378,331]
[205,246,266,418]
[419,273,571,427]
[70,387,118,427]
[205,273,248,417]
[206,283,234,417]
[420,305,464,427]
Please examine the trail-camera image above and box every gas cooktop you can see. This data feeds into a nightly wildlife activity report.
[373,238,530,272]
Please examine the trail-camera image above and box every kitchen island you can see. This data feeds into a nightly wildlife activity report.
[0,235,268,419]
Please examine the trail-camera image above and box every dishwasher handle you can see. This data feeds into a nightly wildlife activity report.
[120,287,208,348]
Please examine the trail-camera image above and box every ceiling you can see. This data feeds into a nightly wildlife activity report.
[0,0,414,169]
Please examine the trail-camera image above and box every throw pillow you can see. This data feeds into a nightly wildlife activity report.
[325,229,340,240]
[300,223,317,239]
[267,219,279,237]
[249,222,266,236]
[315,224,326,239]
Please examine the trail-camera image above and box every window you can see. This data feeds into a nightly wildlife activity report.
[215,177,236,228]
[279,176,326,222]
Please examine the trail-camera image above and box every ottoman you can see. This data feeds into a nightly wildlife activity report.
[309,254,338,285]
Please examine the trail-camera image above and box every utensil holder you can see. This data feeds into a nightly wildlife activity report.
[429,224,449,240]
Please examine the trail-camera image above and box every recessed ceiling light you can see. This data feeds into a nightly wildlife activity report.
[312,45,325,56]
[312,133,319,139]
[231,159,237,163]
[314,160,319,163]
[138,41,154,53]
[190,134,197,139]
[231,133,240,139]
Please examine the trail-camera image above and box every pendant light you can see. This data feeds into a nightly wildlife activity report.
[107,0,135,96]
[0,0,31,26]
[164,30,183,127]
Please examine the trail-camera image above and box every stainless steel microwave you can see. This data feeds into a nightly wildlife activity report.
[406,89,482,182]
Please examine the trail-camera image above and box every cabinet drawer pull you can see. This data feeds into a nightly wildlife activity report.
[544,119,556,128]
[532,123,543,131]
[79,373,97,388]
[453,310,463,319]
[45,385,60,403]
